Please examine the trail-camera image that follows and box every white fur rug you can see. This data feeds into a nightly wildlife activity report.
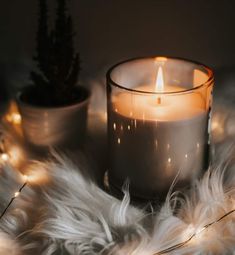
[0,142,234,255]
[0,78,235,255]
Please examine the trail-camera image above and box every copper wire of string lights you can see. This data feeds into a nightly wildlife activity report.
[0,122,234,253]
[153,209,235,255]
[0,179,28,220]
[0,128,28,220]
[0,142,234,254]
[0,172,234,255]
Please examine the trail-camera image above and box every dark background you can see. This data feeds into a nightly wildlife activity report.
[1,0,235,103]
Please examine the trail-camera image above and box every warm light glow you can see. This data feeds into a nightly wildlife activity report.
[1,153,9,162]
[117,138,121,144]
[155,66,164,92]
[24,165,50,185]
[211,113,226,143]
[212,120,219,130]
[8,146,25,167]
[127,125,131,130]
[168,157,171,163]
[14,192,20,197]
[103,112,107,122]
[23,175,28,182]
[180,224,207,247]
[5,101,22,125]
[113,123,116,130]
[195,226,206,236]
[192,226,208,244]
[155,56,168,62]
[181,224,195,241]
[212,117,224,136]
[12,113,22,125]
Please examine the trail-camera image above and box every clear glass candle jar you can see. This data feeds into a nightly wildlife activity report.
[106,57,214,202]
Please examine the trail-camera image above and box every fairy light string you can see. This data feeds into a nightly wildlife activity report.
[153,209,235,255]
[0,110,234,253]
[0,131,28,221]
[0,156,233,255]
[0,180,28,221]
[0,141,234,254]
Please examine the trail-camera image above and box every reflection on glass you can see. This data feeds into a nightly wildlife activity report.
[107,57,214,200]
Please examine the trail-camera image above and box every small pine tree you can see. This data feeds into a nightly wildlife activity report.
[30,0,80,105]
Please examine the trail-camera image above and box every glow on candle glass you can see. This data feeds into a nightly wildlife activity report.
[114,65,204,122]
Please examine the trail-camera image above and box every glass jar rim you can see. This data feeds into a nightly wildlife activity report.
[106,56,214,95]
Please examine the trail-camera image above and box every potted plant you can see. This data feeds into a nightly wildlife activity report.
[17,0,90,149]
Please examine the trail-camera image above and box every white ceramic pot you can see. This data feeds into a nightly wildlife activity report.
[17,87,90,149]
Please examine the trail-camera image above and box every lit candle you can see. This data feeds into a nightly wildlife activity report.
[107,57,214,201]
[114,67,206,122]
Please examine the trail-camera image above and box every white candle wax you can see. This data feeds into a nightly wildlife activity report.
[113,84,206,121]
[108,85,209,201]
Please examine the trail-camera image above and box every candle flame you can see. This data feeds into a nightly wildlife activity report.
[155,66,164,92]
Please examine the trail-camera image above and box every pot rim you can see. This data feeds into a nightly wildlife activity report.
[16,86,91,111]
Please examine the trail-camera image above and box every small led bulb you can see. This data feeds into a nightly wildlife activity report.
[1,153,9,162]
[14,192,20,197]
[12,113,22,125]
